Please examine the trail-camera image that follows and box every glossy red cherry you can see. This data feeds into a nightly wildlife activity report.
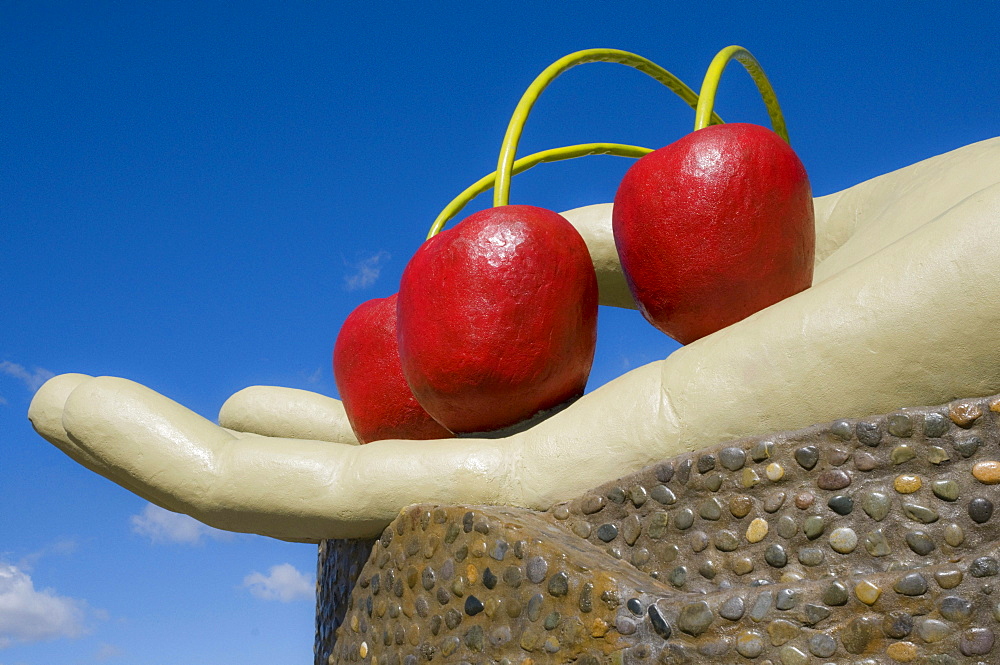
[333,294,453,443]
[613,123,814,344]
[397,205,598,433]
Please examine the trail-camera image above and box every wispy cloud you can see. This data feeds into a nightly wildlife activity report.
[129,503,233,545]
[0,563,90,648]
[16,540,78,573]
[94,642,125,661]
[343,251,390,291]
[0,362,54,392]
[242,563,313,602]
[304,367,323,385]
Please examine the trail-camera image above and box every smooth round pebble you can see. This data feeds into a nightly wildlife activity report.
[830,527,858,553]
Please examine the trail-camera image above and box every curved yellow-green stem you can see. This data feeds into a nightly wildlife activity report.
[694,45,788,142]
[427,143,653,239]
[494,49,723,208]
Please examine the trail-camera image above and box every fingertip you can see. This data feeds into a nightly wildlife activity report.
[28,373,93,439]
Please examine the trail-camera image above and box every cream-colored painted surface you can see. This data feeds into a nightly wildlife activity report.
[29,137,1000,542]
[219,386,360,445]
[560,203,637,309]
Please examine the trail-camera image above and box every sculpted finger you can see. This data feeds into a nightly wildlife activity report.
[560,203,637,310]
[29,373,150,497]
[57,375,527,540]
[29,373,92,447]
[29,373,111,472]
[816,136,1000,274]
[219,386,359,444]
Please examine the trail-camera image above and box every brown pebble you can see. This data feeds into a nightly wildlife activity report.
[794,492,815,509]
[951,400,983,427]
[936,569,963,589]
[894,474,922,494]
[764,492,786,513]
[817,469,852,490]
[973,462,1000,484]
[855,580,881,605]
[590,618,608,638]
[886,641,918,662]
[732,556,754,575]
[730,496,753,518]
[855,451,877,471]
[746,518,769,543]
[829,447,851,466]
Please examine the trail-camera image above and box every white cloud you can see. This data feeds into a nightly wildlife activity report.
[0,563,89,647]
[130,503,233,545]
[242,563,313,602]
[0,362,54,392]
[0,395,7,406]
[343,251,389,291]
[94,642,124,661]
[17,540,78,573]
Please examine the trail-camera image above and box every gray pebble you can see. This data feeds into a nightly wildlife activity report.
[917,618,952,643]
[828,494,854,515]
[765,543,788,567]
[830,419,853,440]
[526,556,548,584]
[699,498,723,521]
[650,485,676,505]
[749,590,773,621]
[596,523,618,542]
[719,595,745,621]
[794,445,819,470]
[719,446,746,471]
[932,479,960,501]
[924,412,950,437]
[881,610,913,638]
[776,588,798,610]
[971,557,1000,577]
[894,572,928,596]
[809,633,837,658]
[798,547,825,567]
[939,595,973,622]
[906,530,936,555]
[804,515,825,539]
[776,515,797,539]
[888,413,914,437]
[674,508,694,530]
[954,434,982,458]
[903,503,939,524]
[864,530,891,557]
[960,627,995,656]
[857,421,882,446]
[677,600,714,636]
[969,497,994,524]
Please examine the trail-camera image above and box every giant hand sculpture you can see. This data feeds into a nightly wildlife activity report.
[28,137,1000,543]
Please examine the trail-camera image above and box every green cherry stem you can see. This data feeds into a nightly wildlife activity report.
[426,142,652,239]
[493,48,724,208]
[694,45,789,142]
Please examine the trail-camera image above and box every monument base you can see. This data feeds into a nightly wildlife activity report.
[317,393,1000,664]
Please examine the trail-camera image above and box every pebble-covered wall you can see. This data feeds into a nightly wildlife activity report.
[316,393,1000,664]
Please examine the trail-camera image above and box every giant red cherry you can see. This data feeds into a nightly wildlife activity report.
[397,205,598,433]
[613,122,815,344]
[333,293,453,443]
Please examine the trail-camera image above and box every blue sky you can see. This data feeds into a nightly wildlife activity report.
[2,2,998,663]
